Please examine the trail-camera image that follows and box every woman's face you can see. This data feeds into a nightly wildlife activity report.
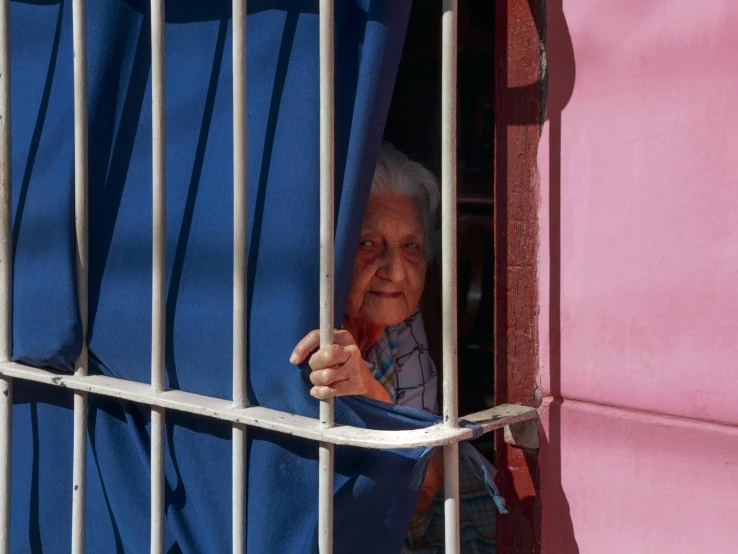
[345,193,427,327]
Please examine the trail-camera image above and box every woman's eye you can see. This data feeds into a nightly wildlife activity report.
[359,240,373,248]
[404,242,419,250]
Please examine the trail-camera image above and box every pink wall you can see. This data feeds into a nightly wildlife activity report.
[538,1,738,552]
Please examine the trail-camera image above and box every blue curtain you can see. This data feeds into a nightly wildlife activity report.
[8,1,446,552]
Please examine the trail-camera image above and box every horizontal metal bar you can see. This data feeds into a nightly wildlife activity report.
[0,361,537,449]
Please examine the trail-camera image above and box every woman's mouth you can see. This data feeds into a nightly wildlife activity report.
[369,291,402,299]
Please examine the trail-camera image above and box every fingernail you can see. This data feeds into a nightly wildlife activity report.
[289,353,298,364]
[309,388,317,398]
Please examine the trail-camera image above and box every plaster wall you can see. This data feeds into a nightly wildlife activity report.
[538,1,738,551]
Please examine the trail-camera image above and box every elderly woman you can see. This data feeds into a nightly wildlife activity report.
[291,143,499,552]
[290,142,439,409]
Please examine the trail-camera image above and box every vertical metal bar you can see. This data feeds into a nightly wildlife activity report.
[72,0,89,551]
[150,406,165,554]
[72,396,88,554]
[318,0,334,552]
[231,425,246,554]
[441,1,460,553]
[150,1,166,553]
[441,0,459,435]
[0,374,9,554]
[443,443,460,553]
[232,1,248,553]
[0,0,10,363]
[0,1,11,551]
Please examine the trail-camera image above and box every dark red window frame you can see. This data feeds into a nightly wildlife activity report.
[494,1,545,552]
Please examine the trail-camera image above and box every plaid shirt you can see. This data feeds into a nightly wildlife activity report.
[402,455,498,553]
[364,308,438,413]
[364,310,499,553]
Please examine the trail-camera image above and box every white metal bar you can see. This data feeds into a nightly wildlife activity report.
[318,3,335,425]
[441,0,460,552]
[72,391,88,554]
[318,0,335,552]
[441,0,459,445]
[150,406,165,554]
[150,1,166,553]
[0,378,9,554]
[232,0,247,413]
[72,0,89,551]
[318,443,333,552]
[0,362,538,447]
[150,0,166,395]
[0,0,10,365]
[72,1,89,381]
[443,443,460,553]
[232,423,246,552]
[0,1,11,551]
[232,1,248,552]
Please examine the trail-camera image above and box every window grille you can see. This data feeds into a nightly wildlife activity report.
[0,1,538,553]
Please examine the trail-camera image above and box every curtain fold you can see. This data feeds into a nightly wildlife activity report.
[8,1,444,552]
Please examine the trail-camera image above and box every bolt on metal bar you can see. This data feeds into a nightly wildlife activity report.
[441,0,460,552]
[0,1,11,551]
[72,0,90,551]
[150,0,166,552]
[318,0,335,552]
[232,0,248,552]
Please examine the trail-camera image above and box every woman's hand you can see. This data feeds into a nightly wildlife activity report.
[290,329,392,403]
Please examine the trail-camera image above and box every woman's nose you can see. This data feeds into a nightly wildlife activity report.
[377,248,406,283]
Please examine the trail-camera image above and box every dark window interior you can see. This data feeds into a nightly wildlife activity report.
[383,1,496,459]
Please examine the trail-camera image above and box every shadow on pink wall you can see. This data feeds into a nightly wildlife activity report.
[540,0,579,552]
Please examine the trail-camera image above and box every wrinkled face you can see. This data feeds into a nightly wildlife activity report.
[345,194,427,327]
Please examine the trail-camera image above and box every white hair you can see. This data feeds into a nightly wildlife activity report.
[370,142,440,259]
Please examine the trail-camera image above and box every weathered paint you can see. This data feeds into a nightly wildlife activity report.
[539,0,738,552]
[494,0,544,552]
